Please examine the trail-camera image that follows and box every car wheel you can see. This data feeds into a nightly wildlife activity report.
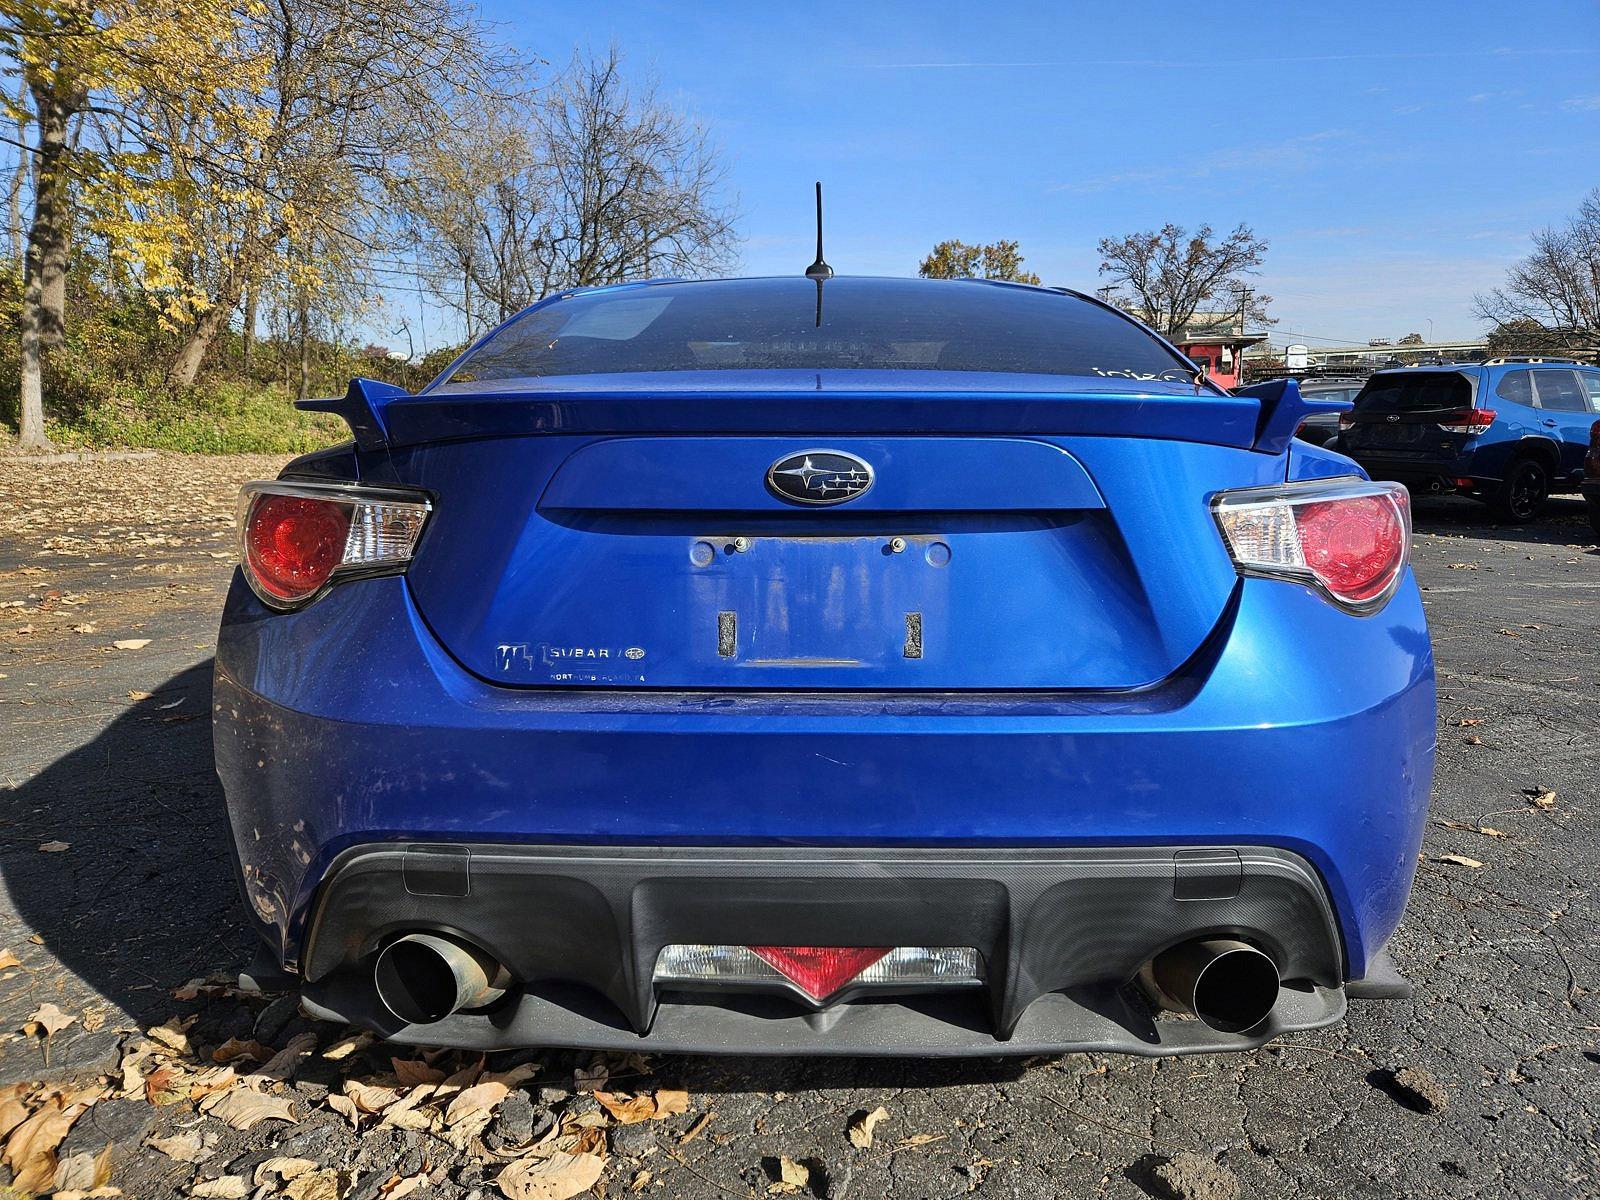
[1493,457,1550,523]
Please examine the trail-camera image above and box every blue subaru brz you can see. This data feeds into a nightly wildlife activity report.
[215,276,1434,1056]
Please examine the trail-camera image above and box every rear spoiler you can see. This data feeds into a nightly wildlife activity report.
[297,378,408,451]
[1234,378,1353,455]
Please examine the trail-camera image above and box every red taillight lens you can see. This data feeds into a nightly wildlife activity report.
[238,482,431,609]
[748,947,892,1000]
[1438,408,1495,435]
[244,494,352,603]
[1213,479,1411,612]
[1293,494,1407,603]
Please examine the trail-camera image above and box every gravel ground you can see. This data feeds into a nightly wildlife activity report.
[0,451,1596,1200]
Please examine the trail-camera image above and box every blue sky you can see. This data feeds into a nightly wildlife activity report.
[467,0,1600,348]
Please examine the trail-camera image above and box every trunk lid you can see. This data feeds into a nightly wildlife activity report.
[390,379,1281,691]
[1340,370,1478,460]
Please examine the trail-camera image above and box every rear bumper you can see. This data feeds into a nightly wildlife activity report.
[299,842,1346,1057]
[215,566,1435,1050]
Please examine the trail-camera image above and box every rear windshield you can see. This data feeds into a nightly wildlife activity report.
[432,277,1196,387]
[1353,371,1472,412]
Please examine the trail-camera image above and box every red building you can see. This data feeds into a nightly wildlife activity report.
[1173,325,1269,390]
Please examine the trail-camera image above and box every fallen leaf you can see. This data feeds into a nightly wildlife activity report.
[1436,854,1484,869]
[143,1065,189,1106]
[158,697,184,710]
[111,639,150,650]
[0,949,19,971]
[1436,820,1507,839]
[4,1097,81,1194]
[23,1002,75,1037]
[445,1080,508,1128]
[127,690,153,701]
[321,1032,373,1060]
[211,1037,275,1064]
[1463,735,1484,746]
[190,1177,250,1198]
[385,1176,429,1199]
[71,622,97,634]
[894,1133,943,1149]
[496,1150,607,1200]
[629,1169,652,1192]
[768,1156,810,1194]
[148,1131,211,1162]
[341,1080,403,1115]
[1529,788,1557,809]
[145,1018,194,1055]
[254,1157,318,1185]
[53,1143,112,1193]
[38,841,70,853]
[848,1105,890,1149]
[1455,717,1482,727]
[80,1007,106,1033]
[250,1031,317,1082]
[199,1087,297,1130]
[391,1059,446,1087]
[594,1089,689,1125]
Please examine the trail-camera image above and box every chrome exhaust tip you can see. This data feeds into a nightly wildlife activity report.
[374,932,507,1025]
[1150,938,1281,1034]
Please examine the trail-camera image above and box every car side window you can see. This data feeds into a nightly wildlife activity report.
[1495,370,1533,406]
[1580,372,1600,410]
[1532,370,1591,413]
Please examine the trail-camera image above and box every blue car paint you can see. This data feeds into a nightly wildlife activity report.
[217,279,1435,1036]
[214,563,1433,983]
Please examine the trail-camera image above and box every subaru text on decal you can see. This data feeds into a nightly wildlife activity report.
[216,271,1434,1057]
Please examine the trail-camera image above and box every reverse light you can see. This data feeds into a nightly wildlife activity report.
[653,944,983,1002]
[238,481,430,609]
[1212,478,1410,613]
[1436,407,1495,435]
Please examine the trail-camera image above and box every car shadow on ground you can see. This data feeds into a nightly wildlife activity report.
[0,661,250,1035]
[1409,493,1594,548]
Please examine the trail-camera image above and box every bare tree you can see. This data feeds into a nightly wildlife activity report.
[1096,222,1272,337]
[538,47,735,287]
[1475,189,1600,350]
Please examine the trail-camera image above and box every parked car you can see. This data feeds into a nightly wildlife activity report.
[216,276,1434,1057]
[1290,378,1365,446]
[1338,359,1600,522]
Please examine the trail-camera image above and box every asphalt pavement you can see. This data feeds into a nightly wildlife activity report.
[0,452,1596,1199]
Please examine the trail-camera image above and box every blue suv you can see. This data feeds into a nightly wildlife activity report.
[1339,359,1600,522]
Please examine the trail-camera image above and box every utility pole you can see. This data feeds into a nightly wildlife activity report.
[1235,286,1253,334]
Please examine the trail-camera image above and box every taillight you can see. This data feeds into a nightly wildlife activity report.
[1437,407,1495,435]
[238,482,430,609]
[1212,478,1411,613]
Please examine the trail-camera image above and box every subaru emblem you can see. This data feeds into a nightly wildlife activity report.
[766,450,874,506]
[1386,414,1400,423]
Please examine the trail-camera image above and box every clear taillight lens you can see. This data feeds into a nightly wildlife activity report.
[1437,407,1495,435]
[1212,478,1410,613]
[238,481,430,609]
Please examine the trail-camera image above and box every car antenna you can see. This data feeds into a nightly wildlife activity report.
[804,181,832,327]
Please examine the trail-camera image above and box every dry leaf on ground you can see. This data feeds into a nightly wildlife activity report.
[573,1061,608,1093]
[210,1037,275,1064]
[37,840,70,853]
[111,638,151,650]
[445,1080,509,1128]
[768,1156,810,1194]
[52,1144,113,1193]
[849,1105,890,1148]
[391,1058,446,1086]
[1530,788,1557,808]
[594,1089,688,1125]
[0,949,21,971]
[23,1002,75,1037]
[4,1097,83,1194]
[496,1150,607,1200]
[200,1087,296,1130]
[284,1169,356,1200]
[148,1131,211,1162]
[321,1032,373,1060]
[254,1157,318,1185]
[190,1177,250,1198]
[1436,854,1484,869]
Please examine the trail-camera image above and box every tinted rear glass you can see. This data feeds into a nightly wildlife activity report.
[433,278,1195,387]
[1353,372,1472,413]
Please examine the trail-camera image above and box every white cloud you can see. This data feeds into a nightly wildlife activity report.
[1561,94,1600,111]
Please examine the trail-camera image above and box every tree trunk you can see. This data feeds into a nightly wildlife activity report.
[241,285,258,377]
[296,292,311,401]
[5,79,27,264]
[14,90,71,452]
[166,298,232,386]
